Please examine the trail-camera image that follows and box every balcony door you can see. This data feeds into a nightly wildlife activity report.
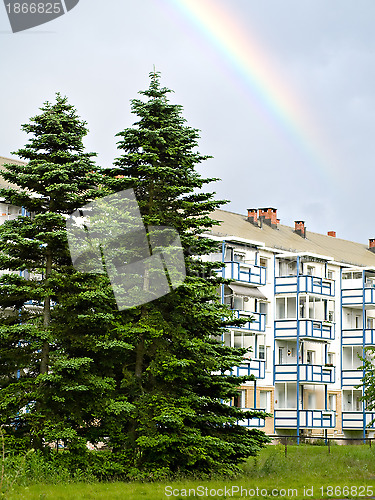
[343,389,362,411]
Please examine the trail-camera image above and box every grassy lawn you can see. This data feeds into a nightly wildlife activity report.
[6,444,375,499]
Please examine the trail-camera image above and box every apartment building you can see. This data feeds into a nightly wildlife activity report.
[2,154,374,440]
[206,207,375,440]
[0,156,25,221]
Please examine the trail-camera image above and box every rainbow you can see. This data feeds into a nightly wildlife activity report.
[161,0,339,180]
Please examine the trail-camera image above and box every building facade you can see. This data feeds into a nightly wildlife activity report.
[206,207,375,440]
[2,154,375,440]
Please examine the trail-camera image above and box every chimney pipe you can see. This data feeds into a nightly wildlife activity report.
[247,208,258,226]
[294,220,306,238]
[369,239,375,253]
[258,207,278,229]
[327,231,336,237]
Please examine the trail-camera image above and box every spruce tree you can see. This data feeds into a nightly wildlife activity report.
[99,72,270,476]
[0,94,108,450]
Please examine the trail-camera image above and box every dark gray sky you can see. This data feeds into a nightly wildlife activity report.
[1,0,375,243]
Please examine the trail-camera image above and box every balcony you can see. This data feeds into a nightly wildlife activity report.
[222,261,266,286]
[274,364,335,384]
[275,275,334,296]
[342,368,364,386]
[342,287,375,307]
[342,328,375,346]
[342,412,375,429]
[274,409,335,428]
[275,319,334,341]
[231,310,266,332]
[237,408,266,428]
[227,360,265,379]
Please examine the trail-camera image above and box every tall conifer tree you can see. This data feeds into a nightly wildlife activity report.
[0,94,107,449]
[101,72,270,475]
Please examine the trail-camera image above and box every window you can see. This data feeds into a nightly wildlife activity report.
[355,315,361,329]
[355,394,362,412]
[276,297,297,319]
[327,270,334,280]
[368,317,374,329]
[328,394,336,411]
[258,301,268,325]
[287,297,296,318]
[233,296,244,311]
[258,344,265,360]
[233,390,246,409]
[287,347,295,357]
[327,352,335,365]
[306,350,315,365]
[342,271,362,280]
[276,299,285,319]
[258,302,268,314]
[234,332,253,350]
[233,252,245,262]
[225,247,233,261]
[307,392,316,409]
[259,257,267,268]
[259,391,271,412]
[278,259,297,276]
[278,347,284,364]
[300,296,328,321]
[233,332,242,348]
[306,266,315,276]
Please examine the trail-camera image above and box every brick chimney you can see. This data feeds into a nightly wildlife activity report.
[294,220,306,238]
[258,207,278,229]
[247,208,258,226]
[327,231,336,237]
[369,239,375,253]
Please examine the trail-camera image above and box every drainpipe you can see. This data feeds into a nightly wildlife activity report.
[273,254,276,435]
[254,380,257,408]
[297,256,301,444]
[221,241,226,343]
[363,270,366,443]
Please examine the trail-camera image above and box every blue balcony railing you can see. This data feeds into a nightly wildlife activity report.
[275,319,334,340]
[342,328,375,346]
[237,408,266,428]
[231,310,266,332]
[227,360,265,379]
[274,364,335,383]
[223,261,266,286]
[342,287,375,306]
[342,412,375,429]
[275,275,334,296]
[274,409,335,429]
[341,368,364,386]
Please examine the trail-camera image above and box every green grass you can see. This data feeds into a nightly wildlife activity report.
[6,444,375,499]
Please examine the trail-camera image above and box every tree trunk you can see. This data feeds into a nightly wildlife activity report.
[128,266,150,458]
[41,250,52,374]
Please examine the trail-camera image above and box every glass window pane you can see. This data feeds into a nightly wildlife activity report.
[258,345,265,359]
[234,332,242,348]
[276,298,285,319]
[287,297,296,318]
